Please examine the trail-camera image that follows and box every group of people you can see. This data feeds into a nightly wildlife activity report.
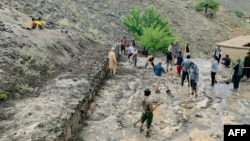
[29,17,45,30]
[108,39,250,137]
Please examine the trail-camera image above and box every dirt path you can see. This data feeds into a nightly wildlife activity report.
[71,56,250,141]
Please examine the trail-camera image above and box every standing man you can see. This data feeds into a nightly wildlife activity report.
[165,51,173,71]
[185,41,190,56]
[174,41,180,59]
[140,89,161,137]
[241,52,250,81]
[213,46,222,63]
[154,61,166,93]
[145,55,154,69]
[211,55,219,86]
[108,47,117,76]
[130,49,139,68]
[120,36,126,56]
[232,58,243,91]
[168,43,174,53]
[190,62,199,98]
[181,55,192,86]
[127,42,135,60]
[176,51,183,76]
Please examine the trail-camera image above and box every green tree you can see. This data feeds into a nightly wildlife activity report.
[122,6,142,37]
[138,25,176,53]
[122,6,178,53]
[196,0,219,14]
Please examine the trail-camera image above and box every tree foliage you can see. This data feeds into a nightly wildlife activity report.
[138,25,175,53]
[196,0,219,12]
[122,6,178,53]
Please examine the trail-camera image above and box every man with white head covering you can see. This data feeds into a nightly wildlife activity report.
[108,46,117,76]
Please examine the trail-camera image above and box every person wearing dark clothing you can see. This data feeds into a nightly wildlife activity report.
[142,47,149,57]
[120,36,126,56]
[213,46,222,63]
[131,39,136,47]
[185,41,190,56]
[181,55,192,86]
[221,54,231,67]
[140,89,160,137]
[176,51,183,76]
[165,51,173,71]
[232,58,243,91]
[241,52,250,80]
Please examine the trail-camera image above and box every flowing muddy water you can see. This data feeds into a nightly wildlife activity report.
[71,57,250,141]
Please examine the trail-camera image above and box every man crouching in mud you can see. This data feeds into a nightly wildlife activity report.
[140,89,161,137]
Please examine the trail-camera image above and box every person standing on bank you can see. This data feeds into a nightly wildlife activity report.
[140,89,161,137]
[211,55,219,86]
[232,58,243,91]
[108,47,117,76]
[190,62,199,98]
[213,46,222,63]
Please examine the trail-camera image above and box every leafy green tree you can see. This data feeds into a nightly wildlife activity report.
[138,25,176,53]
[196,0,219,14]
[122,6,142,37]
[122,6,178,53]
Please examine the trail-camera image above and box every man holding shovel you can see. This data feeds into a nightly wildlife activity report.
[140,89,161,137]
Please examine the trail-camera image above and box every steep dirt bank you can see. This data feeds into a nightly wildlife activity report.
[71,56,250,141]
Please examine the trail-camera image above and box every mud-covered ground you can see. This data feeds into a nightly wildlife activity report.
[71,56,250,141]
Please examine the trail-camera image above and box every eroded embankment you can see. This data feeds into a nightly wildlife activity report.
[0,45,119,141]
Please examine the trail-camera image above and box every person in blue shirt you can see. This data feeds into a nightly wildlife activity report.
[154,61,166,93]
[176,51,184,76]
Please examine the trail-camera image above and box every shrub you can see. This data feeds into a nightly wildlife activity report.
[235,11,244,18]
[0,90,8,101]
[18,84,34,94]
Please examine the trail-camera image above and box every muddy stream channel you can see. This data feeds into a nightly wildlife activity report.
[71,57,250,141]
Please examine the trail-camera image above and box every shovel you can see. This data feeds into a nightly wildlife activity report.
[225,69,234,84]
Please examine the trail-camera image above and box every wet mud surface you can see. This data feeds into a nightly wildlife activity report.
[71,56,250,141]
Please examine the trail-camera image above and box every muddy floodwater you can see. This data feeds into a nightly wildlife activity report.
[71,57,250,141]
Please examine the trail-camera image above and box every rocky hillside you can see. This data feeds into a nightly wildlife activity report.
[0,0,249,102]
